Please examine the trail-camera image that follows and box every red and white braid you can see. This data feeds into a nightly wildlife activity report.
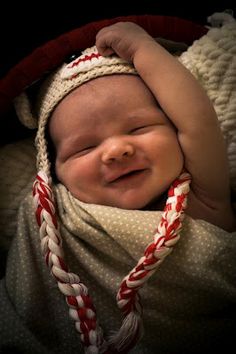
[33,171,107,354]
[33,170,191,353]
[109,172,191,351]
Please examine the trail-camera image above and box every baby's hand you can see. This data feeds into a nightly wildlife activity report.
[96,22,154,62]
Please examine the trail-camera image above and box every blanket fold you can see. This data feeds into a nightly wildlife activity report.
[1,184,235,353]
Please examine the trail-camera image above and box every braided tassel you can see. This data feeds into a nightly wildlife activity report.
[33,171,107,354]
[108,172,191,352]
[33,170,190,353]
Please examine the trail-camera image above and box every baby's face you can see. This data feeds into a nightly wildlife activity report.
[49,75,184,209]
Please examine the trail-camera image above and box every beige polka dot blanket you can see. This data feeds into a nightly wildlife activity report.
[0,22,236,354]
[1,184,236,353]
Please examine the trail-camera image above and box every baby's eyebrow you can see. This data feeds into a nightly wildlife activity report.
[56,137,80,157]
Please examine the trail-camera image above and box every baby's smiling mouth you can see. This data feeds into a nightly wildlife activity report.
[115,169,144,181]
[108,168,149,184]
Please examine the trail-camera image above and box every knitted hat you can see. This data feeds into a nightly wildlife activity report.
[14,45,191,353]
[14,46,137,174]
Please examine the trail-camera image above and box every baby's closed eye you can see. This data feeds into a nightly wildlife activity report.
[73,145,97,158]
[129,124,160,135]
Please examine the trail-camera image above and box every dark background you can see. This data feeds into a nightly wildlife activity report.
[1,0,235,79]
[0,0,235,145]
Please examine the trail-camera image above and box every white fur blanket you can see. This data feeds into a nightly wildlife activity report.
[179,21,236,191]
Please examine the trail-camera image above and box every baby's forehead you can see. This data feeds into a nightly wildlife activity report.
[58,73,156,112]
[68,74,149,98]
[76,74,142,93]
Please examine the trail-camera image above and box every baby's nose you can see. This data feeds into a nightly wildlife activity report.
[101,137,135,164]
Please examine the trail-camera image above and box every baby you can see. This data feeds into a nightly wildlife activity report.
[49,22,235,230]
[1,20,235,354]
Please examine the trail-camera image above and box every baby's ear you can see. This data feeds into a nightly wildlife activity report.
[155,37,188,55]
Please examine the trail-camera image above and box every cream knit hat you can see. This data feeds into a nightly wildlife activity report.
[14,46,137,175]
[13,45,191,354]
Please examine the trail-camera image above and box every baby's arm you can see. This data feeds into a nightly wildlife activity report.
[96,22,235,230]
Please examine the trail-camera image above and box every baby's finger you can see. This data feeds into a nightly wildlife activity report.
[96,46,114,56]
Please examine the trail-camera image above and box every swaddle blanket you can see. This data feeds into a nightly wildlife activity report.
[0,21,236,354]
[0,184,236,353]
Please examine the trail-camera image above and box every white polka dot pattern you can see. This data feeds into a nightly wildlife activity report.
[1,184,235,353]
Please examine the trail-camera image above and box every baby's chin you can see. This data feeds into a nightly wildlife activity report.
[106,193,167,211]
[69,189,167,211]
